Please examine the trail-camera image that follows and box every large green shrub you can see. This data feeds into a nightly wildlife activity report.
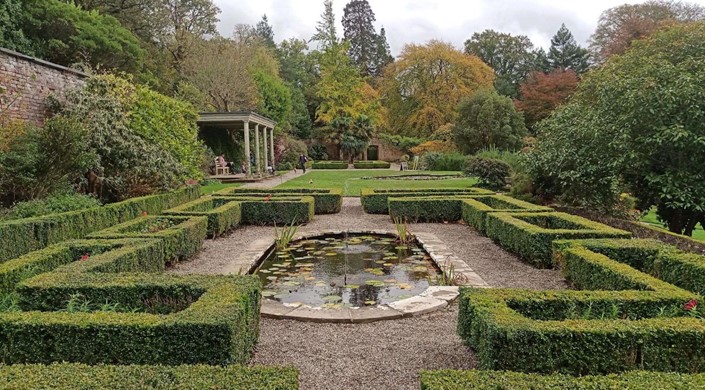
[421,152,467,171]
[3,194,101,221]
[0,363,299,389]
[388,197,466,223]
[464,156,511,190]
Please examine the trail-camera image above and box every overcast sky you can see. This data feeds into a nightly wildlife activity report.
[213,0,705,55]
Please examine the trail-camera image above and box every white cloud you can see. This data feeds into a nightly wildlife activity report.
[213,0,705,54]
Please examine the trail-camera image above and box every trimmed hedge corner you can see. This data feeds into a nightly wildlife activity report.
[419,370,705,390]
[353,161,391,169]
[485,212,631,268]
[0,186,200,263]
[388,197,466,223]
[88,215,208,261]
[312,161,348,169]
[215,187,343,214]
[361,188,494,214]
[0,275,260,365]
[461,195,553,234]
[163,197,241,237]
[0,363,299,390]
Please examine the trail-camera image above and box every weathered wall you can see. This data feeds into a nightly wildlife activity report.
[0,48,86,126]
[372,138,405,162]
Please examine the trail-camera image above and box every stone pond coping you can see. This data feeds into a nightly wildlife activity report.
[223,230,489,323]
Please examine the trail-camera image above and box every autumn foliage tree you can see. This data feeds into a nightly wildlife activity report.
[381,40,495,138]
[515,69,579,129]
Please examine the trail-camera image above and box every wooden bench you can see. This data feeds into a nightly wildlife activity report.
[215,158,230,175]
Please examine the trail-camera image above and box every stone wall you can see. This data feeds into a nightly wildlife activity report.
[0,48,86,126]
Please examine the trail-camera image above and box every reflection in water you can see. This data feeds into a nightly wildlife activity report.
[255,234,440,308]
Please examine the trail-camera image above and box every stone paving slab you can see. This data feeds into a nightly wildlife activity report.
[387,295,449,317]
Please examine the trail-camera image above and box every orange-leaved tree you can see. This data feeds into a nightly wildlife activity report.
[515,69,578,130]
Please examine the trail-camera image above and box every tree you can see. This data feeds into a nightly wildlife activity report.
[526,22,705,236]
[464,29,536,97]
[452,90,527,155]
[515,69,579,129]
[0,0,34,55]
[311,0,338,50]
[547,24,591,73]
[590,0,705,62]
[255,14,276,49]
[149,0,220,77]
[371,27,394,78]
[380,40,495,138]
[277,38,320,130]
[72,0,158,41]
[342,0,378,77]
[18,0,144,73]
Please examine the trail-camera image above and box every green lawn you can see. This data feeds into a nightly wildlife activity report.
[276,170,477,196]
[201,182,242,195]
[641,208,705,242]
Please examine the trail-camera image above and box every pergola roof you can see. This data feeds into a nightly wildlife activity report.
[197,111,276,130]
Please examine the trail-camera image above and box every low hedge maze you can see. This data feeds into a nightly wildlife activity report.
[361,188,494,214]
[215,187,343,214]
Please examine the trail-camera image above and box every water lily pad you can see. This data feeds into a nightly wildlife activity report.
[365,280,386,287]
[383,263,394,267]
[323,295,342,303]
[326,252,338,256]
[262,290,277,297]
[266,276,278,281]
[397,283,414,290]
[384,279,397,284]
[364,268,384,276]
[345,284,360,289]
[282,281,300,287]
[259,269,271,274]
[413,266,428,272]
[364,300,377,306]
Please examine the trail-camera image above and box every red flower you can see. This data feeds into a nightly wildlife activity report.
[265,194,272,203]
[141,211,148,217]
[185,179,199,186]
[80,253,90,261]
[684,299,698,311]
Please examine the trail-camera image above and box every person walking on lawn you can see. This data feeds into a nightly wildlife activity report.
[299,154,309,174]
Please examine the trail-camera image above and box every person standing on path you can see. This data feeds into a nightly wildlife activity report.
[298,154,309,174]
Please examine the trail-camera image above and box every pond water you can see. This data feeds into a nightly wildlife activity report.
[255,233,441,308]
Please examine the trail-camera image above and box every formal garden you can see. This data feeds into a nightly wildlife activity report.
[3,0,705,388]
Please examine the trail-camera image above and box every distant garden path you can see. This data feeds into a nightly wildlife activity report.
[170,194,566,389]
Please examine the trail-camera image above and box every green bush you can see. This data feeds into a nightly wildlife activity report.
[0,239,166,293]
[420,370,705,390]
[421,152,467,171]
[461,195,552,234]
[237,197,315,225]
[312,161,348,169]
[361,188,494,214]
[88,215,208,261]
[484,212,631,268]
[0,363,299,390]
[388,197,465,223]
[0,275,260,365]
[464,156,512,190]
[163,197,241,237]
[308,144,329,161]
[0,186,200,263]
[3,194,101,221]
[216,187,343,214]
[353,161,391,169]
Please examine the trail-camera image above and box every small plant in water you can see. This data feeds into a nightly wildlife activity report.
[274,219,299,251]
[434,259,467,286]
[393,217,412,244]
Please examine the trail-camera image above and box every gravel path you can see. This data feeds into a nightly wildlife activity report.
[168,197,566,389]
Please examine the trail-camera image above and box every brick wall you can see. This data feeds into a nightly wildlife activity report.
[0,48,86,126]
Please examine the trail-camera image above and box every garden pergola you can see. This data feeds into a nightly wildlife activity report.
[197,111,276,178]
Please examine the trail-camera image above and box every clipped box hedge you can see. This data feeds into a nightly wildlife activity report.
[0,239,166,293]
[457,239,704,374]
[0,274,261,365]
[420,370,705,390]
[312,161,348,169]
[484,212,631,268]
[164,197,241,237]
[361,188,493,214]
[0,363,299,390]
[88,215,208,261]
[388,197,468,223]
[353,161,391,169]
[235,196,315,225]
[0,186,200,263]
[461,195,553,234]
[216,187,343,214]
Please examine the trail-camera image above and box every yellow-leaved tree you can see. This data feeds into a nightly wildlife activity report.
[380,40,495,138]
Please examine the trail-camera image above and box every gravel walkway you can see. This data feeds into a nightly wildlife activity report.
[168,197,566,389]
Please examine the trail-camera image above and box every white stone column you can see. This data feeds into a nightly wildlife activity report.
[254,124,261,176]
[270,127,275,167]
[263,126,269,175]
[244,121,251,177]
